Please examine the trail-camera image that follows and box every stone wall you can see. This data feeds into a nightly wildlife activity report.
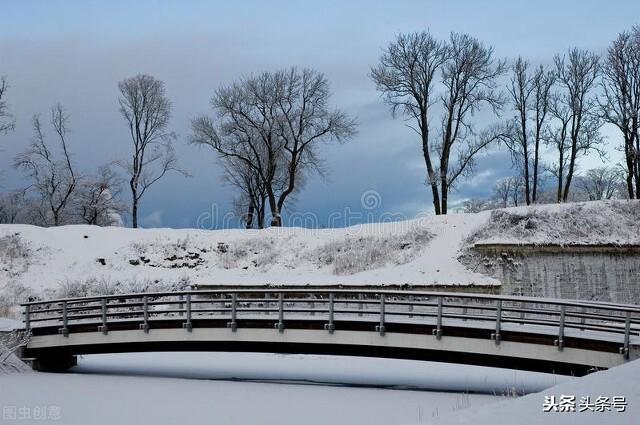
[460,244,640,304]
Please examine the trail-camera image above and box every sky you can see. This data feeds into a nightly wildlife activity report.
[0,0,638,228]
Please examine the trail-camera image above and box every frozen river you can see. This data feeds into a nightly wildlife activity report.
[0,352,567,425]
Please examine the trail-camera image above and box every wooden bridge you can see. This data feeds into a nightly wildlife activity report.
[20,289,640,375]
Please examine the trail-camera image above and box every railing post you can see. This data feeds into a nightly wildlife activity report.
[432,296,443,340]
[139,295,150,333]
[620,311,631,359]
[98,298,108,335]
[408,295,414,318]
[358,293,364,317]
[227,293,238,332]
[182,294,192,332]
[24,304,30,332]
[324,293,335,334]
[462,298,468,322]
[375,294,386,336]
[58,301,69,337]
[275,292,284,333]
[554,305,566,351]
[491,300,502,344]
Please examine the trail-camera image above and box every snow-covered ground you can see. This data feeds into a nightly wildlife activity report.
[1,200,638,318]
[0,353,565,425]
[436,357,640,425]
[1,352,637,425]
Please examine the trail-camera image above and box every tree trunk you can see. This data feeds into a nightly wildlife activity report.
[130,176,139,228]
[421,120,441,215]
[245,202,255,229]
[556,160,563,203]
[521,114,531,205]
[625,137,635,199]
[440,180,448,214]
[132,200,138,228]
[257,198,266,229]
[532,136,540,203]
[563,144,577,202]
[267,187,281,227]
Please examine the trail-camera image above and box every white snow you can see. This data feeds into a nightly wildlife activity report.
[436,359,640,425]
[0,318,21,332]
[0,352,569,425]
[0,211,497,298]
[70,352,568,394]
[0,358,503,425]
[1,200,638,319]
[2,352,636,425]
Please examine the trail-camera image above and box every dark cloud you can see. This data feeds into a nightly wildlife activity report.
[0,1,633,227]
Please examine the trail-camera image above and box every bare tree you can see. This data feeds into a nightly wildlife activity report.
[0,77,15,137]
[118,74,185,228]
[462,198,494,213]
[437,33,507,213]
[370,31,448,214]
[493,176,524,207]
[14,104,78,226]
[546,93,572,202]
[192,68,355,226]
[74,165,126,226]
[0,189,35,224]
[503,61,556,205]
[575,167,622,200]
[372,32,505,214]
[600,26,640,199]
[553,48,603,201]
[503,58,535,205]
[191,73,283,226]
[273,68,357,225]
[530,65,556,202]
[222,157,270,228]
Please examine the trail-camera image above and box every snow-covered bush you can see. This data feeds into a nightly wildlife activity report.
[0,234,34,318]
[51,276,191,299]
[216,237,281,270]
[313,226,433,275]
[0,281,32,319]
[467,200,640,245]
[0,233,31,275]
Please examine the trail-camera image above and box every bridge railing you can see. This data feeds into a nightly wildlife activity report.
[21,289,640,359]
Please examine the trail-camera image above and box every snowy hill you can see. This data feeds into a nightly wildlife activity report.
[1,200,638,318]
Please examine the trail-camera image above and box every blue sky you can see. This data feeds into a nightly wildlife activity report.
[1,1,638,228]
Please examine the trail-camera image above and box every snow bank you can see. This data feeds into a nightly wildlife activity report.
[468,200,640,246]
[437,359,640,425]
[71,352,568,394]
[0,212,495,307]
[2,200,638,319]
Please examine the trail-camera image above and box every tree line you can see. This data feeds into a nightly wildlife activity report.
[0,25,639,228]
[372,26,640,215]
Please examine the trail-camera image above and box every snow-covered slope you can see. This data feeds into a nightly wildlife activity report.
[1,200,638,317]
[437,358,640,425]
[0,211,496,295]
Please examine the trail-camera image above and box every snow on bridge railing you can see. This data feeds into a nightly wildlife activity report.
[21,289,640,360]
